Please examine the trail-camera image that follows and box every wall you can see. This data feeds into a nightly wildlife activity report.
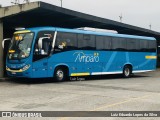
[0,19,4,77]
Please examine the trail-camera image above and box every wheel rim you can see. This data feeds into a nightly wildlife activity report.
[56,70,64,81]
[124,68,130,77]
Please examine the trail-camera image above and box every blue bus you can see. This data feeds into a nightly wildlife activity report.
[5,27,157,81]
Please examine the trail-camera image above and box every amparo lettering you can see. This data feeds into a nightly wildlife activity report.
[74,52,99,63]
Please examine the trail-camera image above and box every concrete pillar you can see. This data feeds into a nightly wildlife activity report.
[0,19,3,77]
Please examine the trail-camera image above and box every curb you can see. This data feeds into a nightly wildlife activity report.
[0,77,10,81]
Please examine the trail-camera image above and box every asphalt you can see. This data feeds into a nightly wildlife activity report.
[0,71,160,120]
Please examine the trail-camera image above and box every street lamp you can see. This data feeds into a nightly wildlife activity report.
[119,13,123,22]
[60,0,62,7]
[149,23,152,30]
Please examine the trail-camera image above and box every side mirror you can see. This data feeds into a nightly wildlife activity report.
[38,37,50,49]
[2,38,11,49]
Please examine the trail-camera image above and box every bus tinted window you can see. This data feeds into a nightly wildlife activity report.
[55,32,77,52]
[140,40,148,52]
[104,36,112,50]
[96,36,104,50]
[112,37,127,51]
[96,36,112,50]
[148,40,156,52]
[33,31,54,61]
[78,34,95,50]
[127,39,140,51]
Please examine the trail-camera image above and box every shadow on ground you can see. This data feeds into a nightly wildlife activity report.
[1,73,151,85]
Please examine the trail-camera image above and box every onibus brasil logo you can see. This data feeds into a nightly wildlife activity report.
[74,52,99,63]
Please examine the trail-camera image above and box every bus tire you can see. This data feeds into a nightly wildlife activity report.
[54,67,68,82]
[123,65,132,78]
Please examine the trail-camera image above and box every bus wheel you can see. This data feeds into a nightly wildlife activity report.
[54,67,67,82]
[123,65,132,78]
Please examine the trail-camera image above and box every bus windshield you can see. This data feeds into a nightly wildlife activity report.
[8,32,34,60]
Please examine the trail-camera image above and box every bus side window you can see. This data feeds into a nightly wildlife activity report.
[54,32,77,52]
[127,39,140,51]
[148,40,156,52]
[111,37,127,51]
[96,36,111,50]
[42,38,52,55]
[104,37,112,50]
[140,40,148,52]
[96,36,104,50]
[78,34,95,50]
[34,38,52,55]
[33,31,54,61]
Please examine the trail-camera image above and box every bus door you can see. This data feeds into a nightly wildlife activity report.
[32,31,54,78]
[32,54,48,78]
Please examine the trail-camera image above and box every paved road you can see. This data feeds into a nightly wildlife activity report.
[0,71,160,120]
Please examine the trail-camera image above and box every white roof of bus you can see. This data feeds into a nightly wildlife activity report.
[26,27,156,41]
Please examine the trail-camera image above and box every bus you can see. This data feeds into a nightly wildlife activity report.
[5,27,157,81]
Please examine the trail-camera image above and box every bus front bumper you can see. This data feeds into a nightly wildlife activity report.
[6,65,32,78]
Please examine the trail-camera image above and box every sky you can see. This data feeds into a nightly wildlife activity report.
[1,0,160,32]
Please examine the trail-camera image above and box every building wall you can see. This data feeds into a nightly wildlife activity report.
[0,19,4,77]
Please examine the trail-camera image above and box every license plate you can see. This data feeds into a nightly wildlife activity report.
[11,72,16,75]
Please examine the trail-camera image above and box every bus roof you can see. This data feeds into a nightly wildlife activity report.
[26,27,156,41]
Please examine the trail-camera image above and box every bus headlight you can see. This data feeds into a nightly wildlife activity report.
[22,64,30,71]
[6,66,10,71]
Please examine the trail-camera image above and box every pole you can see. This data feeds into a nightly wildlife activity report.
[0,19,4,77]
[119,14,123,22]
[149,24,151,30]
[60,0,62,7]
